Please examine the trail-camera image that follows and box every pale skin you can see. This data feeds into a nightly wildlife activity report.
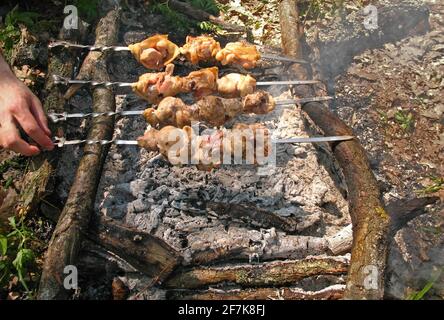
[0,54,53,156]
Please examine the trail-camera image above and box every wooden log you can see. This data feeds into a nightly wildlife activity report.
[167,284,345,300]
[279,0,391,299]
[37,9,121,300]
[326,224,353,255]
[188,227,329,265]
[164,256,348,289]
[326,197,439,255]
[90,216,181,280]
[17,23,88,216]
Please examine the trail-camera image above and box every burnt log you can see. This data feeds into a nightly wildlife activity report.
[164,257,348,289]
[37,9,121,300]
[167,284,345,300]
[279,0,392,299]
[90,216,181,280]
[206,202,301,233]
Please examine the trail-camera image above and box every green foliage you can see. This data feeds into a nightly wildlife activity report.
[415,177,444,195]
[150,1,221,33]
[150,2,193,32]
[0,216,38,297]
[4,5,40,27]
[0,5,40,60]
[72,0,100,23]
[198,21,222,34]
[189,0,220,16]
[0,157,26,188]
[406,269,442,300]
[394,110,414,131]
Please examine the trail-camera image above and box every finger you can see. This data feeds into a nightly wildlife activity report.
[13,107,54,151]
[30,95,51,136]
[0,119,40,156]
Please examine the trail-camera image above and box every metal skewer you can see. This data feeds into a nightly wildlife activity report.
[48,97,333,123]
[52,75,319,88]
[53,135,354,147]
[48,41,130,52]
[49,41,308,64]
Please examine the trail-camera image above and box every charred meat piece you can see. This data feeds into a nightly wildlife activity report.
[180,35,221,64]
[215,42,261,69]
[129,34,180,70]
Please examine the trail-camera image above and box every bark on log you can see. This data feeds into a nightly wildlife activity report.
[164,257,348,289]
[167,284,345,300]
[325,197,439,255]
[90,216,181,280]
[37,9,121,300]
[279,0,391,299]
[17,24,88,216]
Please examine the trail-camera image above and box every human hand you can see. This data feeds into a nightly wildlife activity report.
[0,68,54,156]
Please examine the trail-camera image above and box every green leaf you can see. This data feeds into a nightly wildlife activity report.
[0,235,7,256]
[8,216,16,229]
[13,248,35,271]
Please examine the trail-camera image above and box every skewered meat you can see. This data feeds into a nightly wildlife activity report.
[217,73,256,98]
[137,123,271,170]
[215,42,261,69]
[128,35,180,70]
[180,35,221,64]
[132,65,260,102]
[142,91,275,128]
[182,67,219,99]
[131,64,183,103]
[243,90,275,114]
[130,35,261,70]
[143,97,193,128]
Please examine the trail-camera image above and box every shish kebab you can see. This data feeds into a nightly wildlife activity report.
[49,91,333,129]
[53,64,323,104]
[49,34,307,70]
[54,124,354,171]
